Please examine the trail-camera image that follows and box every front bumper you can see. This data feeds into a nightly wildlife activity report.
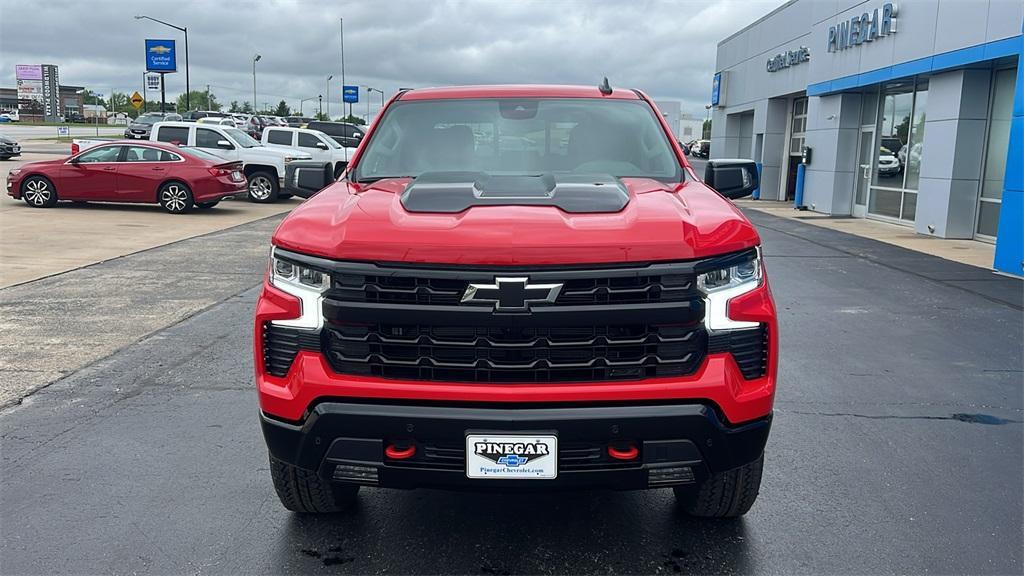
[262,401,771,491]
[0,145,20,157]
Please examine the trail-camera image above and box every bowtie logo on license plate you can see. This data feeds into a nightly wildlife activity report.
[461,277,562,312]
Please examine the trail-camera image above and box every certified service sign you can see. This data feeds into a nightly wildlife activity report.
[466,434,557,479]
[145,39,177,73]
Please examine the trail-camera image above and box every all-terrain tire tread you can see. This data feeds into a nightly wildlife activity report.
[269,455,357,513]
[679,452,763,517]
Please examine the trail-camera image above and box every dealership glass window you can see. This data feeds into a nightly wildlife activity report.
[869,77,927,222]
[977,67,1016,239]
[789,97,807,154]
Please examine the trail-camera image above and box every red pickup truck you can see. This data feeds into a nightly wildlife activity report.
[256,84,777,517]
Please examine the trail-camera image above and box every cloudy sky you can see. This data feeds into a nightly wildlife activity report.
[0,0,783,117]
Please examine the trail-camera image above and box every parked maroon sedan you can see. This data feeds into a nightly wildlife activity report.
[5,141,246,213]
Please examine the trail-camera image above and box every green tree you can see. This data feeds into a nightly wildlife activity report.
[702,119,712,140]
[273,100,291,117]
[107,91,129,114]
[80,89,107,108]
[177,90,220,112]
[228,100,240,113]
[241,101,253,114]
[338,114,366,125]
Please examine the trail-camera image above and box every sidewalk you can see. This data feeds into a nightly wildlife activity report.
[737,199,998,271]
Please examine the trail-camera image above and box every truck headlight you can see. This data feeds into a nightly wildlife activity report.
[698,248,762,331]
[269,247,328,329]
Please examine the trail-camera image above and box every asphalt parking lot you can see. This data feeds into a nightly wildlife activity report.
[1,205,1020,575]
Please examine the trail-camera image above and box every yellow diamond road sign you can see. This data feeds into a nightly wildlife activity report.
[130,91,144,109]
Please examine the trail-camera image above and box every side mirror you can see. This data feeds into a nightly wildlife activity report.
[217,139,234,149]
[704,159,759,200]
[316,141,329,149]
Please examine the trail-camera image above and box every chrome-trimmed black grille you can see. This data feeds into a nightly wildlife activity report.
[708,326,769,379]
[324,322,706,383]
[330,271,697,306]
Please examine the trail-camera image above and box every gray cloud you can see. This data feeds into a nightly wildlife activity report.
[0,0,782,116]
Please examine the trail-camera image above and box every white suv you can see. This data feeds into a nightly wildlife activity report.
[150,121,311,202]
[262,127,358,179]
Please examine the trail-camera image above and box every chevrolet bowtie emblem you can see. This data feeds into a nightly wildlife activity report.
[461,277,563,312]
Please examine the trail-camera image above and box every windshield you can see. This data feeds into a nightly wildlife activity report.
[224,128,260,148]
[135,115,161,125]
[353,98,681,182]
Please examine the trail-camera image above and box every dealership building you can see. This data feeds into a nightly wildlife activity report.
[711,0,1023,277]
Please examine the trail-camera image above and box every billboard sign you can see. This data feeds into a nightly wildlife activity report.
[145,39,177,72]
[343,85,359,103]
[15,64,42,80]
[16,64,44,115]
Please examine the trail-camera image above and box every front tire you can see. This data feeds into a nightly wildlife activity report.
[22,176,57,208]
[269,455,360,513]
[246,171,278,203]
[158,181,194,214]
[675,452,763,517]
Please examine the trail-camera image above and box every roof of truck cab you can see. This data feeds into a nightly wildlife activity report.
[398,85,642,101]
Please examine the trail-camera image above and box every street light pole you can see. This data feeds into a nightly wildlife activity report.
[366,87,385,120]
[134,16,189,111]
[325,75,333,119]
[252,54,261,114]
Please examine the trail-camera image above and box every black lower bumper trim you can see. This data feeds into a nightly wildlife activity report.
[261,402,771,491]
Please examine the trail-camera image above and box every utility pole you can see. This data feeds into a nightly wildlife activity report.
[142,72,147,113]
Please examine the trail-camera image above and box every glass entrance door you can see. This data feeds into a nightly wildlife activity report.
[853,128,873,218]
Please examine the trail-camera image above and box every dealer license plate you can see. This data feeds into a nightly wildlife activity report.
[465,434,557,479]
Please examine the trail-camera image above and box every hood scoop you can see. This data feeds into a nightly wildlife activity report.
[399,171,629,214]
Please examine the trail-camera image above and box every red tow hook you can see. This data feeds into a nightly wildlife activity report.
[607,443,639,461]
[385,443,416,460]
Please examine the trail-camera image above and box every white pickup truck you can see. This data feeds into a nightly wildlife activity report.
[261,126,358,179]
[149,121,312,202]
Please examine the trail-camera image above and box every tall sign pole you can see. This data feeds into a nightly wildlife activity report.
[339,17,346,119]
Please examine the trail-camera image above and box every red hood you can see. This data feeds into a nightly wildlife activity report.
[20,158,66,169]
[272,177,760,265]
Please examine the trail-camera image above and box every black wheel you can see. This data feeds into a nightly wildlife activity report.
[246,171,278,203]
[158,181,194,214]
[269,455,359,513]
[196,201,219,209]
[22,175,57,208]
[675,453,763,517]
[334,163,346,179]
[0,156,10,161]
